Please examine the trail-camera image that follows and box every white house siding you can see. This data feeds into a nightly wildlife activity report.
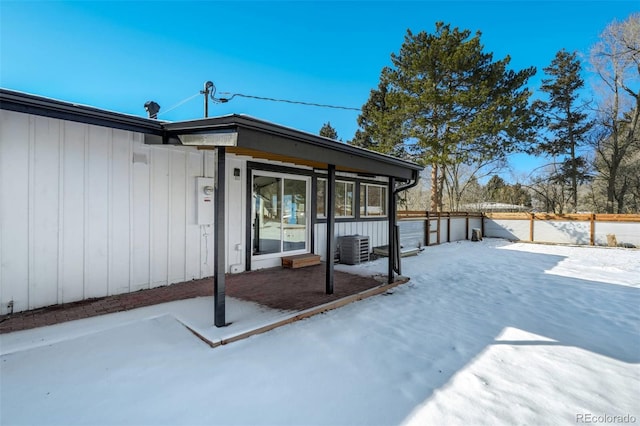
[314,221,389,261]
[225,155,246,273]
[0,110,214,314]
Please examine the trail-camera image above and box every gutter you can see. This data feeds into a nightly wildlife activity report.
[391,168,421,275]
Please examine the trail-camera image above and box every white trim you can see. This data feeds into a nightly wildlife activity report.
[316,178,356,219]
[360,183,388,218]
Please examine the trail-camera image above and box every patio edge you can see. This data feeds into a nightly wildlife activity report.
[185,276,410,349]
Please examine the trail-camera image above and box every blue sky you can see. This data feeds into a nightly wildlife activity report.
[1,1,637,179]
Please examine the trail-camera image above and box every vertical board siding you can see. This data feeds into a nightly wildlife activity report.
[314,221,389,261]
[169,149,187,284]
[131,144,151,291]
[0,110,31,313]
[60,121,86,304]
[185,152,203,279]
[201,151,216,278]
[31,116,61,309]
[0,112,211,314]
[85,126,110,299]
[151,148,169,288]
[225,157,246,272]
[109,130,132,295]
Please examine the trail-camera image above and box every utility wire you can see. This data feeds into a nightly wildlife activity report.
[157,92,201,117]
[218,92,361,111]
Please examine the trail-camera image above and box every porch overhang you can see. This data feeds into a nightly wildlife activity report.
[163,114,422,180]
[163,114,423,327]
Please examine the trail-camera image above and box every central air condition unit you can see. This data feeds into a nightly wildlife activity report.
[338,235,370,265]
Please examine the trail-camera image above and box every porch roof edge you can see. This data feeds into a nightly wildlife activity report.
[163,114,424,176]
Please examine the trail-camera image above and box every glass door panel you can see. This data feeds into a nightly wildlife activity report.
[253,175,281,255]
[283,178,307,252]
[252,172,309,259]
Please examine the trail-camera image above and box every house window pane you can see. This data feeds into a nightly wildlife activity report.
[317,179,326,217]
[361,184,387,217]
[283,178,307,252]
[319,178,355,218]
[253,175,281,255]
[336,182,346,216]
[343,182,354,217]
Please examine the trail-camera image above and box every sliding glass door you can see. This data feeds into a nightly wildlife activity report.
[252,172,309,260]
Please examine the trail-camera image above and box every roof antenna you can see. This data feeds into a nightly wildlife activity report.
[201,81,215,118]
[144,101,160,119]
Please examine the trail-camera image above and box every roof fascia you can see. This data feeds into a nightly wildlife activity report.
[163,115,423,178]
[0,89,164,135]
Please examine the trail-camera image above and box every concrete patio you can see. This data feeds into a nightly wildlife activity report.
[0,264,407,350]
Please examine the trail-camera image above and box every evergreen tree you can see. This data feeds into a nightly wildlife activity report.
[486,175,507,201]
[349,81,406,157]
[535,49,593,212]
[319,122,338,140]
[362,23,537,211]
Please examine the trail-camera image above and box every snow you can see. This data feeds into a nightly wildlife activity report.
[1,239,638,426]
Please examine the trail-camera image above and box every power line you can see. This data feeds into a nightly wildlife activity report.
[218,92,361,111]
[157,92,201,117]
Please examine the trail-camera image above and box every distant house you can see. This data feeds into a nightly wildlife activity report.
[0,89,422,325]
[461,202,531,213]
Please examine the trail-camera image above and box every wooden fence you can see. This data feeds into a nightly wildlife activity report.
[397,211,484,247]
[483,213,640,247]
[397,211,640,248]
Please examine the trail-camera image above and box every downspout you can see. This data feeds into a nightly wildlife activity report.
[391,169,420,276]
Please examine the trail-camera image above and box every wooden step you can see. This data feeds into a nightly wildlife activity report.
[281,253,321,269]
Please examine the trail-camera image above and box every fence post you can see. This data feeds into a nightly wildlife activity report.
[447,212,451,243]
[436,212,441,245]
[590,213,596,246]
[529,213,535,242]
[465,213,469,240]
[425,211,430,247]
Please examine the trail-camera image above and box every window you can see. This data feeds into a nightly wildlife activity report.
[360,184,387,217]
[317,178,355,218]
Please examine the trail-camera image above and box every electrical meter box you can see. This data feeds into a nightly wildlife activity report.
[196,177,215,225]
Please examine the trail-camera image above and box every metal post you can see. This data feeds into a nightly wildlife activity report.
[201,81,213,118]
[325,165,336,294]
[388,177,396,284]
[214,147,226,326]
[394,224,401,276]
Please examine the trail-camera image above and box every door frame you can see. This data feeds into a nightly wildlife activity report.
[249,169,311,270]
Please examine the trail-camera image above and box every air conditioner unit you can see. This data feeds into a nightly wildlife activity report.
[338,235,370,265]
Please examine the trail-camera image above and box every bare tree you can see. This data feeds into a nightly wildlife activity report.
[442,158,507,211]
[590,13,640,213]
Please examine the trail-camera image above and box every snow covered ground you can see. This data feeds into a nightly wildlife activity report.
[1,239,638,426]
